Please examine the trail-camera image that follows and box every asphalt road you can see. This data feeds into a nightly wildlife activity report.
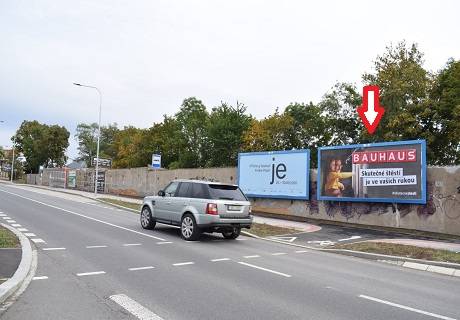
[0,183,459,320]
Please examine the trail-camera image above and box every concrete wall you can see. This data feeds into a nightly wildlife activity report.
[26,166,460,236]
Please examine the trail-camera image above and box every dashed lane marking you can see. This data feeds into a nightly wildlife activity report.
[0,189,166,241]
[173,262,195,266]
[237,262,292,278]
[295,250,309,253]
[31,238,46,243]
[243,255,260,259]
[32,276,48,280]
[123,243,142,247]
[86,245,108,249]
[211,258,231,262]
[43,247,66,251]
[17,228,28,232]
[236,238,248,241]
[128,266,155,271]
[2,217,11,220]
[359,295,456,320]
[24,233,36,237]
[6,220,16,223]
[271,252,287,256]
[76,271,106,277]
[110,294,164,320]
[11,224,21,227]
[156,241,173,245]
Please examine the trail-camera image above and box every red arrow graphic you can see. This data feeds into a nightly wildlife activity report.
[357,85,385,134]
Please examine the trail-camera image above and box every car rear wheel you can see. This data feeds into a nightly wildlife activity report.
[140,206,156,230]
[181,213,201,241]
[222,227,241,239]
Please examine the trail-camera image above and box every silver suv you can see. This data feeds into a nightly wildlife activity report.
[140,179,253,240]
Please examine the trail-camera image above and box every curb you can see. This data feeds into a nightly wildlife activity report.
[241,230,460,277]
[0,223,35,305]
[96,199,140,213]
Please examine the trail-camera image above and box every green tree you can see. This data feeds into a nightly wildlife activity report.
[207,102,252,167]
[428,59,460,164]
[75,123,119,167]
[362,41,430,143]
[175,97,209,168]
[242,110,294,152]
[14,120,69,173]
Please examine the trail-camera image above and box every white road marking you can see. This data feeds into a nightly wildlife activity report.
[243,255,260,259]
[269,236,297,243]
[2,217,11,220]
[156,241,172,245]
[31,238,46,243]
[0,212,5,215]
[86,245,108,249]
[236,238,248,241]
[42,247,66,251]
[129,266,155,271]
[238,262,292,278]
[0,189,166,241]
[6,220,16,223]
[76,271,106,277]
[110,294,164,320]
[11,224,21,227]
[24,233,36,237]
[32,276,48,280]
[338,235,362,242]
[173,262,195,266]
[307,240,336,246]
[211,258,230,262]
[17,228,28,232]
[359,295,457,320]
[295,250,309,253]
[271,252,287,256]
[123,243,142,247]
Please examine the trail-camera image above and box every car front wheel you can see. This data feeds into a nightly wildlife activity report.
[222,227,241,239]
[181,213,201,241]
[140,206,156,230]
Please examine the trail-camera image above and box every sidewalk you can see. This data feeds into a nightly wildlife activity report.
[368,238,460,253]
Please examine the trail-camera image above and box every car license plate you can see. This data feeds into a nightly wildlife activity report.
[227,205,241,211]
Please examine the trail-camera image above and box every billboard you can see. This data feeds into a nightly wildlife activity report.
[317,140,426,204]
[238,150,310,200]
[67,170,76,188]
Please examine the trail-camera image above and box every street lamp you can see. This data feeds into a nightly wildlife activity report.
[73,82,102,196]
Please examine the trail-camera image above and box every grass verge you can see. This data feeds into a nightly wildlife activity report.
[97,199,299,238]
[98,198,141,211]
[334,242,460,264]
[247,223,301,238]
[0,226,20,248]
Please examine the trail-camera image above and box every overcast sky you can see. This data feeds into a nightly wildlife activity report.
[1,0,459,160]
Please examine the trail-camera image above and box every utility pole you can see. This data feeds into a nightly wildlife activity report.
[73,83,102,196]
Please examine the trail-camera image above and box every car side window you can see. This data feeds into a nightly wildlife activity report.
[190,183,209,199]
[164,182,179,197]
[176,182,192,197]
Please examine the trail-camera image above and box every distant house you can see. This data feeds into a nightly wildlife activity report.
[66,160,87,170]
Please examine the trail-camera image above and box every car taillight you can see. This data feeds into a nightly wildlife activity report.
[206,203,218,215]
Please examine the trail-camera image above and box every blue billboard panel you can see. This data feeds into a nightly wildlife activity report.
[317,140,426,204]
[238,150,310,200]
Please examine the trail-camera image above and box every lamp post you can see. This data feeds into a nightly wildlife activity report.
[73,83,102,196]
[10,135,15,182]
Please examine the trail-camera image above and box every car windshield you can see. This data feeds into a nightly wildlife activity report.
[208,184,247,201]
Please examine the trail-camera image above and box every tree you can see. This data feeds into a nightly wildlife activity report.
[284,102,327,167]
[428,59,460,164]
[207,102,252,167]
[75,123,119,167]
[242,110,294,152]
[362,41,430,143]
[0,146,4,159]
[112,126,149,168]
[14,120,69,173]
[175,97,209,168]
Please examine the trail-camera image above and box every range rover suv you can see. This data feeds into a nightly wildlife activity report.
[140,179,253,240]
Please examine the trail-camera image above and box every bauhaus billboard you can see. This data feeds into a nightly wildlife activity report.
[317,140,426,204]
[238,150,310,200]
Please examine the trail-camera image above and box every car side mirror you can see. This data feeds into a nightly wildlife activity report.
[158,190,165,197]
